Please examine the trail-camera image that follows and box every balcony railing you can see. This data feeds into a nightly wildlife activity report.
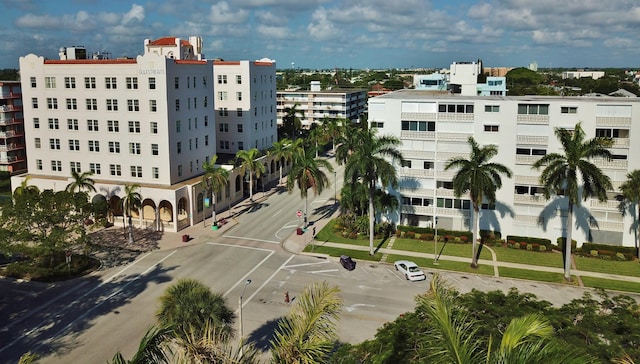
[516,135,548,145]
[0,143,25,151]
[0,155,25,163]
[590,200,621,210]
[0,117,23,125]
[399,168,434,178]
[513,194,547,206]
[612,138,630,148]
[515,155,543,165]
[516,114,549,124]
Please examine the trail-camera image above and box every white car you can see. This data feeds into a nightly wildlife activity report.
[394,260,426,281]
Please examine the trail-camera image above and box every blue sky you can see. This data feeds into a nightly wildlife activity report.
[2,0,640,70]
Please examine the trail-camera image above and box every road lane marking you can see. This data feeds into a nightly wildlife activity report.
[236,254,295,312]
[224,250,275,299]
[24,251,177,353]
[206,242,274,253]
[309,269,339,274]
[272,209,282,216]
[223,235,280,244]
[345,303,376,312]
[284,261,331,268]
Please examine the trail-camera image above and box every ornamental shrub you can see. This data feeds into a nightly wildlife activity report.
[526,244,533,251]
[590,250,599,257]
[538,245,547,252]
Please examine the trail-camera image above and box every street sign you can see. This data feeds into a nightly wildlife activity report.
[296,210,302,218]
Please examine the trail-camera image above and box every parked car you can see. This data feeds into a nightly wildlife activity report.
[394,260,426,281]
[340,255,356,271]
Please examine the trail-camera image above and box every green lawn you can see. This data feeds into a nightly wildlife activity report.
[574,256,640,277]
[581,276,640,293]
[498,267,574,285]
[391,238,492,260]
[491,246,564,268]
[315,220,389,249]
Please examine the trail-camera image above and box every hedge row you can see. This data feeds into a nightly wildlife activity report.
[580,242,637,257]
[396,226,472,241]
[506,241,550,252]
[506,235,553,250]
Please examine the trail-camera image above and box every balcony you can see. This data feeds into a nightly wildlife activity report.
[0,105,22,112]
[401,130,434,140]
[612,138,630,148]
[0,117,23,125]
[590,200,621,210]
[515,155,543,165]
[595,117,631,127]
[0,143,25,151]
[0,130,24,138]
[593,157,628,170]
[0,155,25,163]
[516,135,548,145]
[399,168,434,178]
[516,114,549,124]
[513,194,547,206]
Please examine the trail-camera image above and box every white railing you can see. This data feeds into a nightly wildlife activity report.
[513,194,547,206]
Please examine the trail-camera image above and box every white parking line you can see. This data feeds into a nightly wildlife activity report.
[387,267,404,281]
[309,269,339,274]
[223,235,280,244]
[285,261,331,269]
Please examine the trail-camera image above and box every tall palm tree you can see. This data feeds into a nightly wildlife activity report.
[619,170,640,259]
[65,170,96,194]
[122,183,142,244]
[235,148,265,202]
[270,281,343,364]
[287,145,333,228]
[268,138,302,185]
[201,155,229,227]
[321,117,344,153]
[109,325,172,364]
[13,175,39,197]
[156,278,235,340]
[335,122,363,165]
[416,274,597,364]
[283,103,304,140]
[445,136,512,268]
[343,127,403,255]
[533,122,613,281]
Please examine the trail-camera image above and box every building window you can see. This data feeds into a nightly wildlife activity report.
[218,75,227,84]
[401,160,411,168]
[203,96,208,108]
[125,77,138,89]
[110,164,122,176]
[219,140,229,150]
[237,124,243,133]
[90,163,101,175]
[69,139,80,151]
[371,121,384,128]
[130,165,142,177]
[219,108,228,116]
[149,100,157,112]
[30,77,36,88]
[238,141,243,150]
[67,119,79,130]
[518,104,549,115]
[51,160,62,172]
[217,91,227,101]
[177,142,182,154]
[219,123,229,132]
[127,99,140,111]
[148,77,156,89]
[561,106,578,114]
[36,159,42,170]
[88,140,100,152]
[66,98,77,110]
[129,142,141,155]
[104,99,117,111]
[150,121,158,134]
[64,77,76,89]
[107,120,119,132]
[204,116,208,127]
[484,125,499,132]
[236,75,242,84]
[424,161,434,169]
[178,164,182,177]
[438,103,474,113]
[203,76,207,87]
[401,120,435,131]
[151,144,159,155]
[49,138,60,150]
[485,105,500,112]
[48,118,59,129]
[108,141,120,153]
[86,98,97,110]
[45,77,56,88]
[32,97,38,109]
[85,77,96,89]
[516,148,547,156]
[128,121,141,133]
[87,119,99,131]
[175,99,180,111]
[152,167,159,179]
[34,138,41,148]
[105,77,117,89]
[47,98,58,109]
[33,118,40,129]
[70,161,81,173]
[236,108,243,117]
[236,92,242,101]
[174,77,179,89]
[176,120,181,132]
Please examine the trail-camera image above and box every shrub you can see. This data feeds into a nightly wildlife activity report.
[513,242,520,249]
[454,236,461,243]
[616,252,627,261]
[460,235,468,243]
[590,250,599,257]
[526,244,533,251]
[557,237,577,253]
[406,231,416,239]
[396,230,402,238]
[520,242,528,250]
[538,245,547,252]
[348,232,358,239]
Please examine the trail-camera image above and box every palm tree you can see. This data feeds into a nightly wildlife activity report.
[286,145,333,228]
[268,138,302,185]
[201,155,229,227]
[335,122,363,165]
[236,148,266,202]
[533,122,613,281]
[13,175,39,197]
[122,183,142,244]
[283,103,304,140]
[321,117,344,153]
[343,127,403,255]
[307,125,327,158]
[156,278,235,339]
[270,281,343,364]
[619,170,640,259]
[445,136,512,268]
[416,274,598,364]
[109,325,172,364]
[65,170,96,194]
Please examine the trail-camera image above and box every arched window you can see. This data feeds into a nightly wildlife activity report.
[197,192,203,212]
[235,175,241,193]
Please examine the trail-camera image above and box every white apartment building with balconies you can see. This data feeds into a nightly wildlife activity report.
[369,89,638,248]
[213,59,277,154]
[16,36,248,232]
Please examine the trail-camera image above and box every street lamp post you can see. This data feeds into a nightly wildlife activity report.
[333,171,337,204]
[239,279,252,356]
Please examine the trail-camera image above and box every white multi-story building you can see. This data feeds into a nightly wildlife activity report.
[16,36,250,232]
[277,82,367,129]
[369,89,638,248]
[213,59,277,154]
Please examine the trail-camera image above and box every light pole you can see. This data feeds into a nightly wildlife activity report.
[333,171,337,204]
[239,279,252,356]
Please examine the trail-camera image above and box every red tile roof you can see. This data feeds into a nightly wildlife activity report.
[148,37,191,47]
[44,59,137,64]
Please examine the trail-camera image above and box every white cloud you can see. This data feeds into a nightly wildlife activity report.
[307,7,342,41]
[122,4,145,24]
[256,24,290,39]
[209,1,249,24]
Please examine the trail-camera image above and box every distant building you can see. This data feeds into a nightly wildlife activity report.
[562,71,605,80]
[528,62,538,72]
[414,74,447,91]
[484,67,513,77]
[276,82,367,129]
[413,62,507,96]
[0,81,27,174]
